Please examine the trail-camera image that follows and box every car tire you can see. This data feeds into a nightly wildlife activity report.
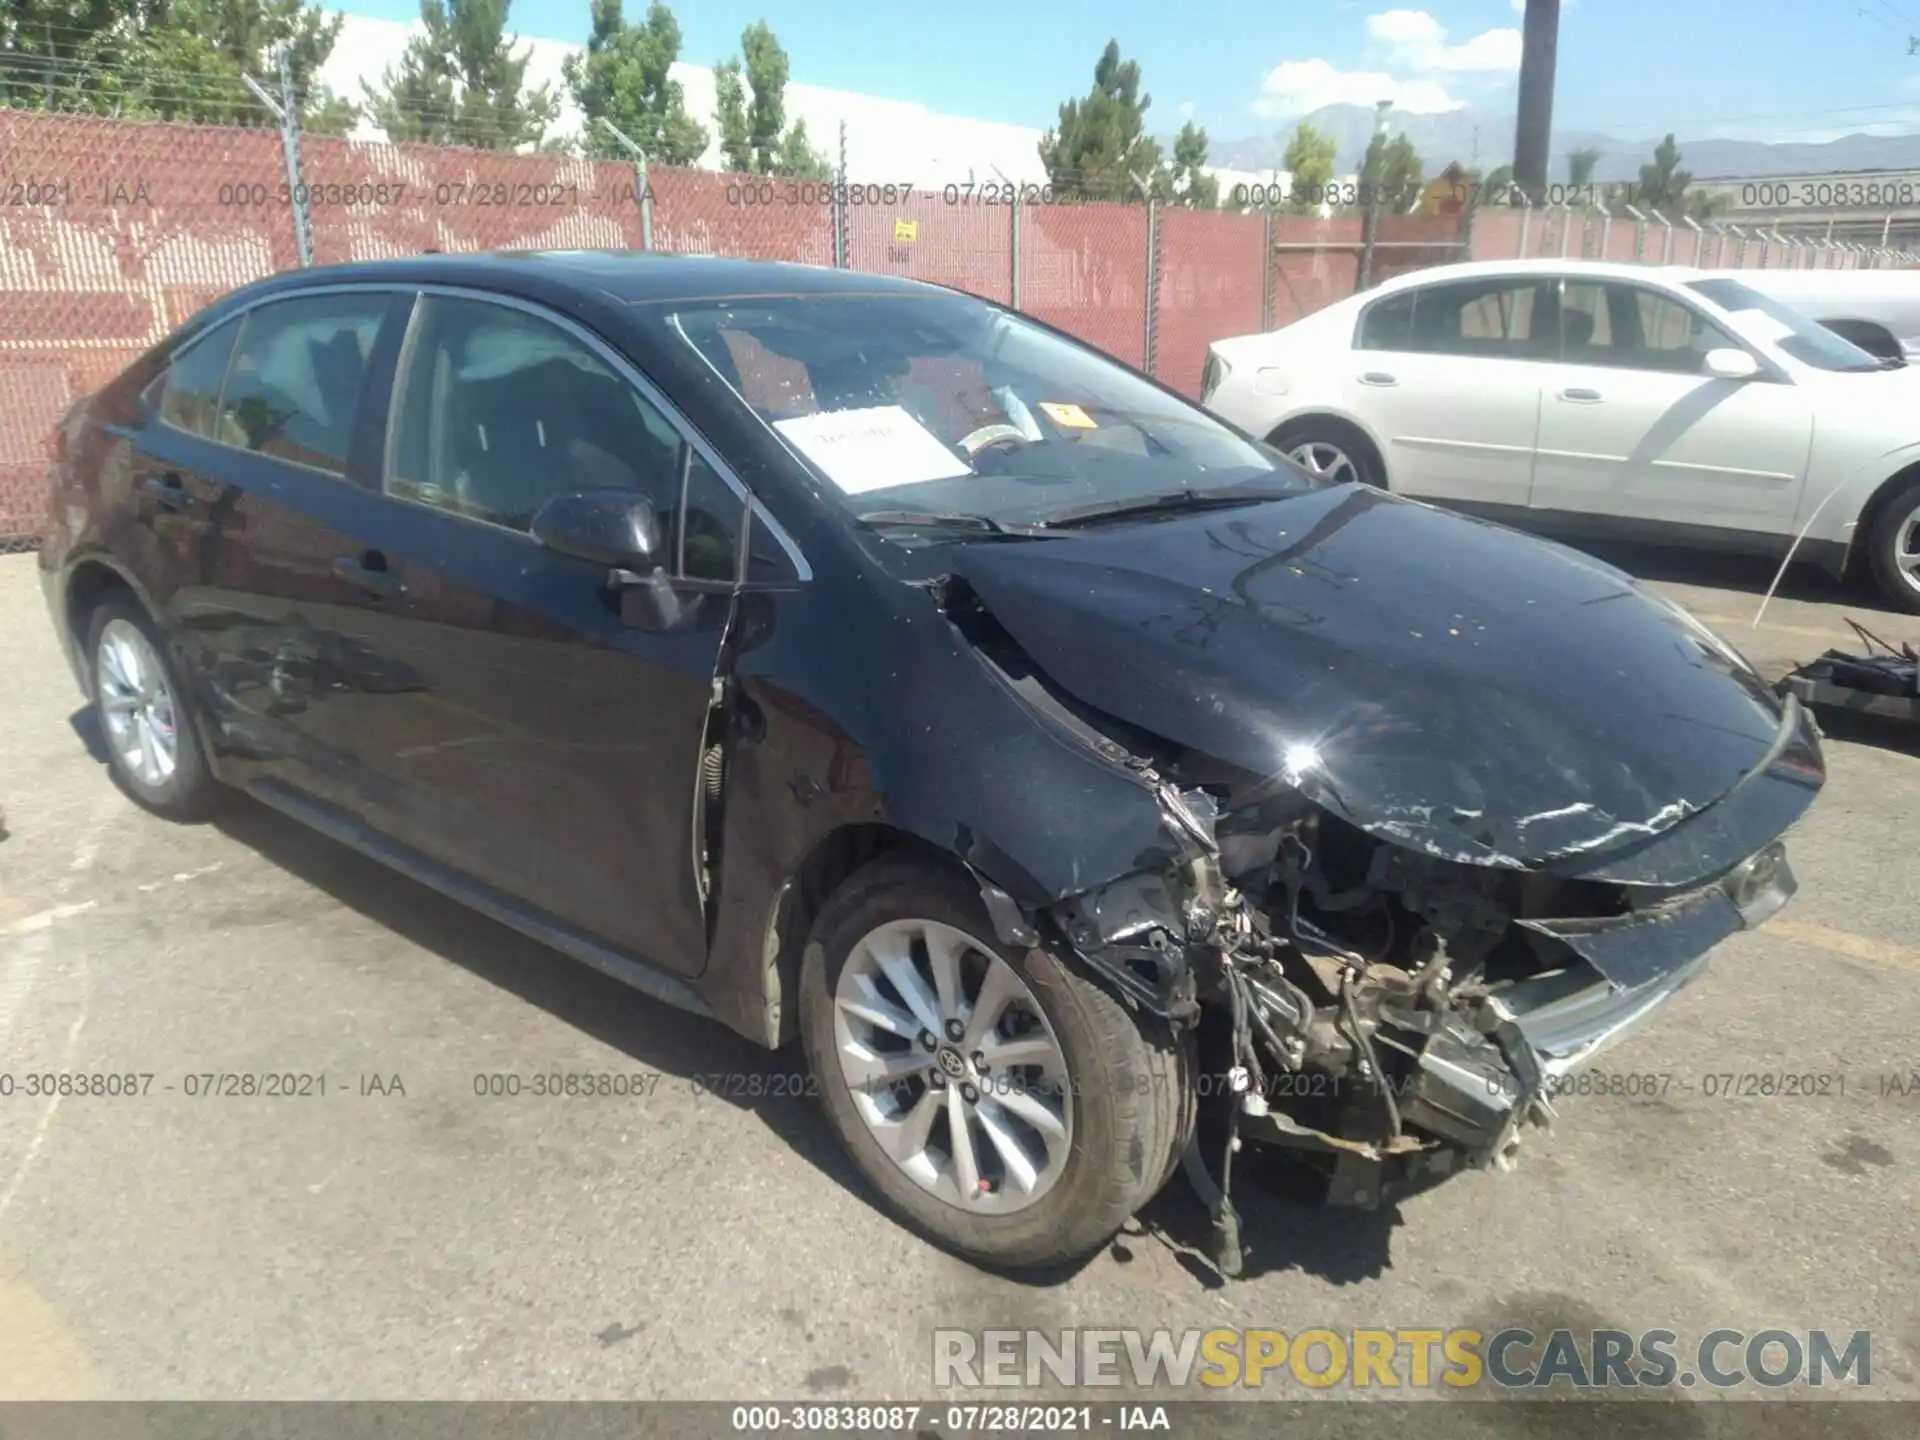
[86,596,224,819]
[1270,420,1382,489]
[799,852,1191,1270]
[1865,478,1920,614]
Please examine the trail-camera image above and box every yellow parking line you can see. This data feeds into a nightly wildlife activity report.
[0,902,97,938]
[1762,916,1920,975]
[0,1274,106,1399]
[1690,613,1858,644]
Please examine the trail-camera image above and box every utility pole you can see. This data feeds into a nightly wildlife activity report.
[1512,0,1562,202]
[241,46,312,267]
[596,118,653,251]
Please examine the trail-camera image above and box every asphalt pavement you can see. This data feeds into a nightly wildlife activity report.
[1,542,1916,1414]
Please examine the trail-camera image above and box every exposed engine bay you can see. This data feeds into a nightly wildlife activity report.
[1029,771,1797,1277]
[926,516,1821,1277]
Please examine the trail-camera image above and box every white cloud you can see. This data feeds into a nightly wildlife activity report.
[1254,58,1465,117]
[1367,9,1521,72]
[1252,8,1522,121]
[1177,100,1196,119]
[1369,9,1444,46]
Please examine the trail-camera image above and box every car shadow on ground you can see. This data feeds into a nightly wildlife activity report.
[1807,707,1920,760]
[72,701,1413,1291]
[1133,1151,1405,1288]
[69,705,111,764]
[216,790,1416,1290]
[200,787,867,1181]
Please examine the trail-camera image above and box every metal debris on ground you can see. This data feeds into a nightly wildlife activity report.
[1780,618,1920,724]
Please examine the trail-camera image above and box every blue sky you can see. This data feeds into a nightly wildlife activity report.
[335,0,1920,143]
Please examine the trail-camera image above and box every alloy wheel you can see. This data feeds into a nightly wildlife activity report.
[96,618,180,791]
[831,918,1073,1214]
[1288,440,1359,485]
[1895,502,1920,596]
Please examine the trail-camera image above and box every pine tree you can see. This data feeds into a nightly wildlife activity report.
[364,0,559,150]
[1039,40,1162,201]
[713,58,754,172]
[1636,133,1694,217]
[1280,121,1335,215]
[564,0,706,165]
[711,22,828,177]
[1166,121,1218,209]
[1356,131,1422,213]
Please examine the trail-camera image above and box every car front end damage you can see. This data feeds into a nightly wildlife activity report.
[1016,700,1817,1274]
[918,486,1828,1274]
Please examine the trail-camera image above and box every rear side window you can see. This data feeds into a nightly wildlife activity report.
[1357,279,1549,359]
[157,319,242,439]
[1420,279,1548,358]
[217,294,388,474]
[1356,291,1417,351]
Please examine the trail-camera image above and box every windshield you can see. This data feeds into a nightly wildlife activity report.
[649,292,1308,529]
[1686,278,1884,372]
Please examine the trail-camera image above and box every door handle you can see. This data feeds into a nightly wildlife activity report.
[1358,371,1399,387]
[138,472,191,510]
[332,552,406,599]
[1558,387,1603,403]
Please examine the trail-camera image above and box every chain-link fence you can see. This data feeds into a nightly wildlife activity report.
[6,102,1920,547]
[1463,200,1914,269]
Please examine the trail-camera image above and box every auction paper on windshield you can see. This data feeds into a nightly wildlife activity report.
[774,405,974,494]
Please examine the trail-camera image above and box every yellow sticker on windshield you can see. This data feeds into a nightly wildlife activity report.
[1038,402,1097,429]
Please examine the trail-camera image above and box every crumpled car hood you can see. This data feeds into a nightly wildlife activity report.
[949,484,1821,873]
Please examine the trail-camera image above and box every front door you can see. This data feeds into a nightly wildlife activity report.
[1345,274,1555,509]
[283,292,749,978]
[1529,279,1815,536]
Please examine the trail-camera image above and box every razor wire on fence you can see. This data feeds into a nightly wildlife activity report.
[4,98,1920,547]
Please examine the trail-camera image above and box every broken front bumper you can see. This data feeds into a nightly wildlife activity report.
[1280,842,1799,1206]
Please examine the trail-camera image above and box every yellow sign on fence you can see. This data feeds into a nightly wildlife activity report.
[893,218,919,243]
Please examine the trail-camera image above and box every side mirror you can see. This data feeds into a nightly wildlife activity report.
[1702,348,1760,381]
[530,491,666,574]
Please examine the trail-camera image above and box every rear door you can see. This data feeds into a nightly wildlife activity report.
[1344,274,1555,509]
[116,314,244,638]
[1529,279,1815,536]
[270,290,765,978]
[121,290,404,807]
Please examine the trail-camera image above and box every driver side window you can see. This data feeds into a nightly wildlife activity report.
[386,295,746,580]
[1562,282,1739,374]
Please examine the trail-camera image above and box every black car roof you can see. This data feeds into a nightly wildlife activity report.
[234,251,944,307]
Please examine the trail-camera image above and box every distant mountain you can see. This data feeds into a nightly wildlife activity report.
[1186,105,1920,181]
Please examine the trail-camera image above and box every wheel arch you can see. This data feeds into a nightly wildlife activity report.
[1267,411,1391,489]
[746,822,989,1049]
[61,554,156,699]
[1850,460,1920,582]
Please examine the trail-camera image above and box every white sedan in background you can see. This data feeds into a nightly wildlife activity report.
[1701,266,1920,364]
[1202,259,1920,612]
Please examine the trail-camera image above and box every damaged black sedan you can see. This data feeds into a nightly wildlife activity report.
[40,253,1825,1274]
